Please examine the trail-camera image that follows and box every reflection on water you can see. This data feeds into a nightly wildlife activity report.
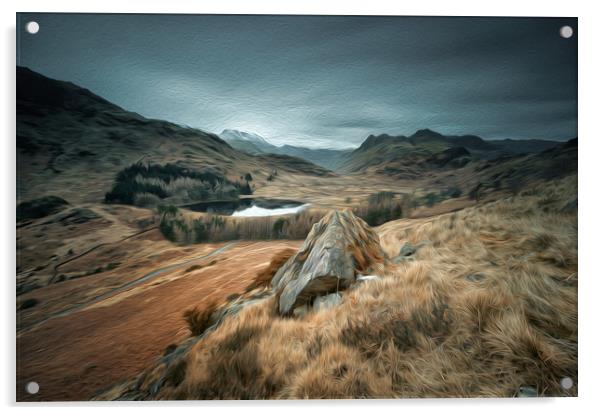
[232,204,310,217]
[182,198,306,216]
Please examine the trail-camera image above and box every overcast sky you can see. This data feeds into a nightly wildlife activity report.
[17,14,577,149]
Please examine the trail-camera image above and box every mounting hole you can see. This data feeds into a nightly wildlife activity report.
[25,21,39,34]
[560,377,574,389]
[25,381,40,394]
[559,25,573,39]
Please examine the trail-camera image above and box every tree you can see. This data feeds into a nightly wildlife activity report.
[157,204,178,220]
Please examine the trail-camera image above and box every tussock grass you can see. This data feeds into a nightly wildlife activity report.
[183,300,219,336]
[108,175,576,399]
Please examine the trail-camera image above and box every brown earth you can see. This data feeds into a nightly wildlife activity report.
[17,239,301,401]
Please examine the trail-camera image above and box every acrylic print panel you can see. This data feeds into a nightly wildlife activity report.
[16,13,578,401]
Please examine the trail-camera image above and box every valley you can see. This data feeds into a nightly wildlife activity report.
[16,67,578,400]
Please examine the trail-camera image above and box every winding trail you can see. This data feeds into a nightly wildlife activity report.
[20,241,238,334]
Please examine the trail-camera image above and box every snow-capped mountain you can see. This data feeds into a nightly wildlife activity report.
[219,129,275,154]
[220,129,351,170]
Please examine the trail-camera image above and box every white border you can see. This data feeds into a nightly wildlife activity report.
[2,1,601,414]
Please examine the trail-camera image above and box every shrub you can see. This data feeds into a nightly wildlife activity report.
[424,192,438,207]
[18,298,39,310]
[354,192,411,226]
[239,181,253,195]
[440,187,462,199]
[133,192,162,208]
[368,191,395,205]
[183,300,219,336]
[17,196,69,222]
[192,220,209,243]
[160,219,177,241]
[272,217,288,238]
[157,204,179,218]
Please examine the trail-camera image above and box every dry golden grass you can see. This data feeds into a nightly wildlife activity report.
[183,300,219,336]
[102,175,577,400]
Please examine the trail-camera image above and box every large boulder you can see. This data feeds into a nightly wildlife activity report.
[272,210,384,315]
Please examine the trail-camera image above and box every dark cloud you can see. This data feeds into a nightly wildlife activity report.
[17,14,577,148]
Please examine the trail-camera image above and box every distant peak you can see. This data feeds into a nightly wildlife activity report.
[220,129,271,145]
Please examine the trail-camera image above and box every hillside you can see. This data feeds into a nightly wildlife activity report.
[92,175,577,400]
[17,67,330,205]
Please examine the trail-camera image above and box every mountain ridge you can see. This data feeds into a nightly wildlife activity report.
[16,66,331,204]
[339,128,571,175]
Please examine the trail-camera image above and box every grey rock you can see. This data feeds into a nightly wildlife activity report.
[465,273,485,282]
[272,210,384,315]
[356,275,380,282]
[517,385,538,397]
[398,242,416,257]
[293,304,310,318]
[313,293,342,312]
[392,242,418,263]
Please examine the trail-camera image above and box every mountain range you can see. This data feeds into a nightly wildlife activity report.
[222,125,570,177]
[17,65,575,206]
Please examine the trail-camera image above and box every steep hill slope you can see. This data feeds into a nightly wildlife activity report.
[17,67,330,204]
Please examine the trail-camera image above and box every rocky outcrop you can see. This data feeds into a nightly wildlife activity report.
[272,210,384,315]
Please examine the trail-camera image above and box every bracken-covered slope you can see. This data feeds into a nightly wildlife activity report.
[17,67,331,204]
[94,174,576,399]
